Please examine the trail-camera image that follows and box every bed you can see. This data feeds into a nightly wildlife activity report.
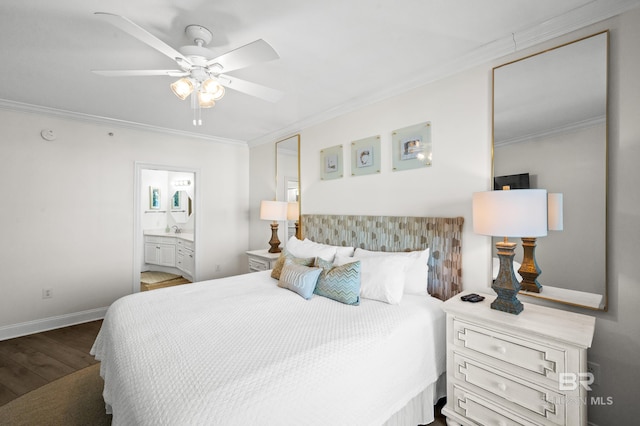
[91,214,464,425]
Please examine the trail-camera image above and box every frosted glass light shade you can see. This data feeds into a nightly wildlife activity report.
[197,91,216,108]
[201,78,225,100]
[170,78,194,100]
[473,189,548,237]
[260,200,288,221]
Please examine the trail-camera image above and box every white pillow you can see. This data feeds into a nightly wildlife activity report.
[303,238,355,257]
[336,253,413,304]
[353,248,430,295]
[286,236,336,261]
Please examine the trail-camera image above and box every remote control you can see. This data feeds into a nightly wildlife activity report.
[461,293,485,303]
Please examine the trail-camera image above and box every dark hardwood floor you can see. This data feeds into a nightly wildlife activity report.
[0,320,102,406]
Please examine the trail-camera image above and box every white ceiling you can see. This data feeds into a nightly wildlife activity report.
[1,0,638,146]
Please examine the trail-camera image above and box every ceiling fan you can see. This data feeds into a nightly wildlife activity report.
[92,12,283,125]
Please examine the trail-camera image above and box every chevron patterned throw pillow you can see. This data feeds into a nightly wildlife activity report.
[314,258,361,305]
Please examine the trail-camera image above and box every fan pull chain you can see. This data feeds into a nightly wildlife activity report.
[191,94,202,126]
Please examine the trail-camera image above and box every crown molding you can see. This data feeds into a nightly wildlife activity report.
[0,98,248,147]
[248,1,639,147]
[495,116,606,147]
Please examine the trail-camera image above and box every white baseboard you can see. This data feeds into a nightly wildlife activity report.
[0,307,108,341]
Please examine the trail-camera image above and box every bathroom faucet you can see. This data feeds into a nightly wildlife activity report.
[172,225,182,234]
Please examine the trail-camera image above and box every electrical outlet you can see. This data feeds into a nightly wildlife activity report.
[42,289,53,299]
[215,264,221,272]
[587,361,600,386]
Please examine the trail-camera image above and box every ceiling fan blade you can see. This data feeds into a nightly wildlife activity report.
[95,12,189,64]
[208,39,279,73]
[92,69,188,77]
[218,75,283,103]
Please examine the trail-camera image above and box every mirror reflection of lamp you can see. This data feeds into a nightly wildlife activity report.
[260,200,288,253]
[473,189,548,314]
[518,193,564,293]
[287,202,300,240]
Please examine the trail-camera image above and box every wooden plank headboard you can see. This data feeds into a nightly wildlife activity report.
[301,215,464,301]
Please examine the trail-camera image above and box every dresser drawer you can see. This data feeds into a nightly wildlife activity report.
[249,257,271,271]
[453,319,565,382]
[454,353,564,424]
[452,385,542,426]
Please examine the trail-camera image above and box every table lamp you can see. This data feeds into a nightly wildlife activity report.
[260,200,288,253]
[473,189,548,314]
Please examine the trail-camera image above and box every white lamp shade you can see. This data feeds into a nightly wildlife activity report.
[260,200,288,221]
[473,189,548,237]
[287,202,299,220]
[548,193,564,231]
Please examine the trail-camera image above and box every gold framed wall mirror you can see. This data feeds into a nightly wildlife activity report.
[276,134,301,242]
[492,31,608,310]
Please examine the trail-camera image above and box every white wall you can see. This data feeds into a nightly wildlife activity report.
[299,66,493,295]
[0,110,250,335]
[249,8,640,424]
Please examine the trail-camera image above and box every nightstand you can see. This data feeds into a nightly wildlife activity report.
[246,249,281,272]
[441,291,596,426]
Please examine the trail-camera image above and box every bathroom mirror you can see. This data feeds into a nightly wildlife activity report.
[276,134,300,241]
[170,190,193,223]
[493,31,608,310]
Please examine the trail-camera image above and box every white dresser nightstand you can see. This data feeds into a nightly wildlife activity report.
[441,291,596,426]
[246,249,281,272]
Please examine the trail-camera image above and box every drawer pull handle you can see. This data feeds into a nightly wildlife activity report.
[496,345,507,354]
[497,382,507,392]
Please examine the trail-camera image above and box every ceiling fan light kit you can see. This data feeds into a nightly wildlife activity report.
[170,78,194,100]
[92,12,282,126]
[197,91,216,108]
[201,79,225,100]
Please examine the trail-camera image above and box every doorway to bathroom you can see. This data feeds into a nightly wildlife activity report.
[133,162,200,294]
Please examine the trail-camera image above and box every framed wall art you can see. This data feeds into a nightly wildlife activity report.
[391,121,432,172]
[171,190,182,210]
[320,144,343,180]
[351,135,381,177]
[149,186,161,210]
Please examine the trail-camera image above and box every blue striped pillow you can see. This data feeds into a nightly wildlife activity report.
[277,260,322,299]
[314,258,361,305]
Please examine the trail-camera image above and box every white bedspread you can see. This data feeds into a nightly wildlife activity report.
[91,271,446,426]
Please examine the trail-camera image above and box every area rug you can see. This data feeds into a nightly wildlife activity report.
[0,363,111,426]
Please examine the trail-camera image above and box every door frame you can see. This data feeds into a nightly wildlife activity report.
[133,162,201,293]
